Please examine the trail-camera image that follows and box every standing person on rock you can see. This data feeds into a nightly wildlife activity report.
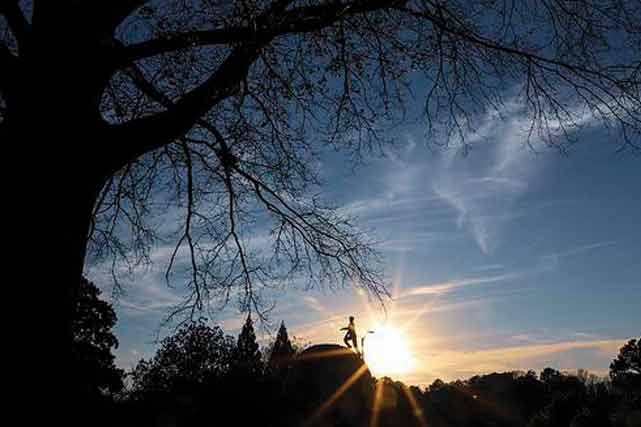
[341,316,359,356]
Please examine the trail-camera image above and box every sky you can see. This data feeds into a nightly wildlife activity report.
[88,93,640,388]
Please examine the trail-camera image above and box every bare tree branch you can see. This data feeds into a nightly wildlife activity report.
[0,1,29,53]
[108,0,405,168]
[84,0,640,323]
[111,0,405,67]
[112,27,257,66]
[108,41,263,169]
[397,4,637,87]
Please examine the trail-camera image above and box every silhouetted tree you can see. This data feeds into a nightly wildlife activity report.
[3,3,639,381]
[72,276,124,397]
[115,340,641,427]
[570,379,615,427]
[268,321,295,373]
[540,367,564,396]
[429,378,445,392]
[609,337,641,424]
[610,338,640,389]
[514,369,547,421]
[536,393,587,427]
[130,319,235,397]
[233,315,263,377]
[528,369,614,427]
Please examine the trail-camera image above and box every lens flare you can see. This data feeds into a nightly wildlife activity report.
[365,325,413,376]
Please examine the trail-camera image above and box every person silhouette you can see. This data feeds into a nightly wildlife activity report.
[340,316,359,354]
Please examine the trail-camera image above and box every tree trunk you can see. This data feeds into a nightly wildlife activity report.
[9,46,111,424]
[2,9,123,424]
[20,133,107,424]
[13,126,104,423]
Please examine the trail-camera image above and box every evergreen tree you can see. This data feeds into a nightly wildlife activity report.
[234,315,263,377]
[269,321,295,372]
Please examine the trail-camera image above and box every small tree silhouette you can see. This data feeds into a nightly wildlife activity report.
[268,321,295,373]
[233,315,263,377]
[609,337,641,399]
[610,338,641,377]
[540,367,562,386]
[73,276,124,397]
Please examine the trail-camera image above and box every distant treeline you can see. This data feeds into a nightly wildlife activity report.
[73,277,640,427]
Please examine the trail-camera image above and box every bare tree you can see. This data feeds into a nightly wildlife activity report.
[2,0,640,372]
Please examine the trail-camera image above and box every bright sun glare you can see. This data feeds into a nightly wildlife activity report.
[364,325,413,376]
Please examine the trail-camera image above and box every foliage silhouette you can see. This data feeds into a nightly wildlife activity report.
[114,327,641,427]
[130,318,235,397]
[268,320,295,374]
[71,277,124,425]
[232,314,264,377]
[73,277,124,395]
[610,338,641,391]
[541,367,563,386]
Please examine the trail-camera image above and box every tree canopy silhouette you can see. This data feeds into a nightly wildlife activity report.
[2,2,640,381]
[117,326,640,427]
[130,319,235,396]
[233,314,263,377]
[268,320,295,373]
[610,338,640,377]
[609,337,640,399]
[73,276,124,397]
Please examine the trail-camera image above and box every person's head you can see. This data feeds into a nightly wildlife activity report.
[349,316,354,323]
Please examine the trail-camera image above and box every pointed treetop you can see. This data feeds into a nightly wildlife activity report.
[269,320,295,370]
[234,313,263,376]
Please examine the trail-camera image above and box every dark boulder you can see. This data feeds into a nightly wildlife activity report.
[285,344,375,427]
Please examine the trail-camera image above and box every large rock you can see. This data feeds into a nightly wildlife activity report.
[284,344,374,427]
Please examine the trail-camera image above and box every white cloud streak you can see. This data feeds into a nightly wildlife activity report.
[432,102,541,254]
[400,273,518,298]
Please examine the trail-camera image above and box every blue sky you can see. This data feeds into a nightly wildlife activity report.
[89,92,640,387]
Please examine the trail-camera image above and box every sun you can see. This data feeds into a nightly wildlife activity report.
[363,325,413,376]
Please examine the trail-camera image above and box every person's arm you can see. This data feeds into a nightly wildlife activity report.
[340,327,348,331]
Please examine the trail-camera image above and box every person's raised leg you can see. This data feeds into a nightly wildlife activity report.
[344,336,352,348]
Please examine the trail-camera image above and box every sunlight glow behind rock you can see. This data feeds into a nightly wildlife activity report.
[365,325,414,376]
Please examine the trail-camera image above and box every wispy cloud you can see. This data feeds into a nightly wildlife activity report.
[400,273,518,298]
[342,194,442,219]
[302,296,333,316]
[541,241,617,261]
[476,264,505,272]
[430,97,582,254]
[431,112,538,253]
[429,93,614,256]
